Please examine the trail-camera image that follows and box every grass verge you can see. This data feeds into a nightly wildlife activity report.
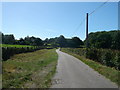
[3,49,58,88]
[61,48,120,86]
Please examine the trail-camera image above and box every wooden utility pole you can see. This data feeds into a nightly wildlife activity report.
[86,13,88,48]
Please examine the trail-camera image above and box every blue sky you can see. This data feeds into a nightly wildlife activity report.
[2,2,118,40]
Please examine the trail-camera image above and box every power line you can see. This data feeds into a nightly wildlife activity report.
[71,0,110,37]
[71,18,86,37]
[89,0,110,16]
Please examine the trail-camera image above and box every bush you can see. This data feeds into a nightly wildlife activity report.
[87,48,120,70]
[2,46,46,61]
[62,48,120,70]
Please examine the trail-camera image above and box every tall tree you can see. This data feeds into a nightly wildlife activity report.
[57,35,66,47]
[86,30,119,49]
[34,38,43,46]
[19,38,25,45]
[3,34,15,44]
[72,37,84,47]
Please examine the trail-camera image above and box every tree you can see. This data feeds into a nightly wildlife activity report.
[95,32,112,48]
[3,34,15,44]
[57,35,66,47]
[34,38,43,46]
[86,30,119,50]
[42,35,84,48]
[19,38,25,45]
[24,36,31,45]
[72,37,84,47]
[111,30,120,50]
[66,39,75,47]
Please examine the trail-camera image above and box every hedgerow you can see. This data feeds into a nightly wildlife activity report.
[62,48,120,70]
[2,46,52,61]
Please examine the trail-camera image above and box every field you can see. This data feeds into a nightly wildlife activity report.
[1,44,46,61]
[2,49,58,88]
[0,44,33,48]
[61,48,120,86]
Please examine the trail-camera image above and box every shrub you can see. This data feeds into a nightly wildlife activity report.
[62,48,120,70]
[2,46,45,61]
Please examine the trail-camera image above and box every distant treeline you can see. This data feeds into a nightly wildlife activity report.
[1,33,43,46]
[86,30,120,50]
[1,32,84,48]
[1,30,120,49]
[44,35,84,48]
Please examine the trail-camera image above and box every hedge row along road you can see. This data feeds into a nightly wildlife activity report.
[51,49,118,88]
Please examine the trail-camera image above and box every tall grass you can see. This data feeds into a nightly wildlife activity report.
[3,49,58,88]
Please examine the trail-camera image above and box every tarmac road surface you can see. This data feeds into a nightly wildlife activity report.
[51,49,118,88]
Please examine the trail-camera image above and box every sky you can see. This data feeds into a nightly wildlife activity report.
[2,2,118,40]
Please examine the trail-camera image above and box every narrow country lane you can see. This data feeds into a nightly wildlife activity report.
[51,49,118,88]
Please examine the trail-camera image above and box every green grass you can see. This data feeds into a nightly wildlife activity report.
[61,48,120,86]
[1,44,33,48]
[3,49,58,88]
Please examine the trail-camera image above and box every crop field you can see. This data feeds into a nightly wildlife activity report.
[3,49,58,88]
[0,44,33,48]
